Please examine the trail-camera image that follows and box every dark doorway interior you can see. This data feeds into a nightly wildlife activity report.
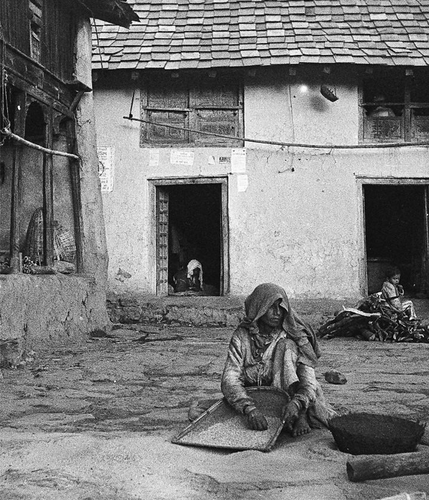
[364,184,428,296]
[168,183,221,295]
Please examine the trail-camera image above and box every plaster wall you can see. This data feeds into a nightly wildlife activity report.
[93,67,429,301]
[244,66,358,146]
[0,274,105,350]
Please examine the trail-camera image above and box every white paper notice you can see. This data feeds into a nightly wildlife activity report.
[149,149,159,167]
[170,150,194,166]
[237,174,248,192]
[98,146,114,192]
[231,148,246,173]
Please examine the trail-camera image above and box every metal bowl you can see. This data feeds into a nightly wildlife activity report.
[329,412,425,455]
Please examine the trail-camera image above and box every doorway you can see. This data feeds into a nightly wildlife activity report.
[154,178,228,296]
[364,184,429,296]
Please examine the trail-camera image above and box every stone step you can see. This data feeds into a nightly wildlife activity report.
[107,293,347,328]
[107,294,244,327]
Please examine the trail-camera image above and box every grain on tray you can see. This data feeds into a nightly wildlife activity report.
[184,414,281,449]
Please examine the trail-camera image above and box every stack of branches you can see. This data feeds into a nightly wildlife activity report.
[318,294,429,343]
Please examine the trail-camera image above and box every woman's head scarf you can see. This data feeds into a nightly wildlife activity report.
[187,259,203,287]
[239,283,320,367]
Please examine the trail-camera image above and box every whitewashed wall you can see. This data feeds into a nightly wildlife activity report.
[93,66,429,300]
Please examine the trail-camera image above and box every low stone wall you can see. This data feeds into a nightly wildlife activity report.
[107,293,245,327]
[0,274,110,354]
[107,292,350,329]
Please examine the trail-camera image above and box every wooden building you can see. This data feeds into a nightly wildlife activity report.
[0,0,138,352]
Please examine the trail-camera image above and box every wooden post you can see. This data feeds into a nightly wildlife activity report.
[9,92,26,273]
[347,450,429,482]
[43,131,54,267]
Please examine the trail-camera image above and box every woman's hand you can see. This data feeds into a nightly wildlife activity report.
[282,401,300,433]
[246,408,268,431]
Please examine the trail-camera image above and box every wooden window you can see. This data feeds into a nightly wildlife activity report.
[140,73,243,147]
[2,0,75,80]
[361,68,429,143]
[29,0,43,61]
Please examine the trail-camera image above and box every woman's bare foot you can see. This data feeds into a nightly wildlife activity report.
[292,414,311,437]
[188,400,205,421]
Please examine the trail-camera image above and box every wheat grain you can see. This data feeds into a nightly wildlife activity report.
[185,415,281,449]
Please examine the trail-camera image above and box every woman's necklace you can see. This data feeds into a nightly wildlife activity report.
[251,328,278,360]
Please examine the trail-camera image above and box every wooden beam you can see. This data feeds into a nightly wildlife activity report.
[347,450,429,482]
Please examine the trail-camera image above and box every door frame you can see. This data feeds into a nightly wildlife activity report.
[149,176,229,296]
[357,176,429,296]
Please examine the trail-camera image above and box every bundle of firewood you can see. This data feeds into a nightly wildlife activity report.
[318,294,429,343]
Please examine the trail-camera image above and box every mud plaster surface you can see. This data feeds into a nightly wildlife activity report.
[0,322,429,499]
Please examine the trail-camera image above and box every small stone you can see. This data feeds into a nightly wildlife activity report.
[188,400,205,422]
[0,339,22,369]
[324,370,347,385]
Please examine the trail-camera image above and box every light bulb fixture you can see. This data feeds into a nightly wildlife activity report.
[320,83,338,102]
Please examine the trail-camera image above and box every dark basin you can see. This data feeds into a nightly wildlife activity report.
[329,412,425,455]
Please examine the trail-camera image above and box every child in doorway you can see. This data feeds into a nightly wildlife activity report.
[381,266,417,320]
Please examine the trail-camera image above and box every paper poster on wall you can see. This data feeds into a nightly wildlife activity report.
[98,146,114,192]
[237,174,248,192]
[170,149,194,166]
[149,149,160,167]
[231,148,246,173]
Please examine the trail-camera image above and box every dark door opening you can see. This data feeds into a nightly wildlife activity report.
[364,184,429,296]
[156,182,224,296]
[169,183,221,295]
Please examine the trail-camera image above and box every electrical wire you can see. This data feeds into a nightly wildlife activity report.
[0,22,9,145]
[124,115,429,150]
[90,17,105,71]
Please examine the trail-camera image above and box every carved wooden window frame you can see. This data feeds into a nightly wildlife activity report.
[140,72,243,147]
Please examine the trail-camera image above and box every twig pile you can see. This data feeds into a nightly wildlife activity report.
[318,294,429,343]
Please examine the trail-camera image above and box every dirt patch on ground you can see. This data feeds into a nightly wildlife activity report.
[0,325,428,499]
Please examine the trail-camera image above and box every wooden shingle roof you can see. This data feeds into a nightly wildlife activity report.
[92,0,429,70]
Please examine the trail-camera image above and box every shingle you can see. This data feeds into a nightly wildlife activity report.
[212,51,232,59]
[93,0,429,71]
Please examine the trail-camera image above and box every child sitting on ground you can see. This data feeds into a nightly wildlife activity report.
[381,266,417,320]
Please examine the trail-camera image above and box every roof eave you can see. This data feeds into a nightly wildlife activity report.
[79,0,139,28]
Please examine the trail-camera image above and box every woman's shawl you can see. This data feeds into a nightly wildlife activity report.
[186,259,203,287]
[239,283,320,367]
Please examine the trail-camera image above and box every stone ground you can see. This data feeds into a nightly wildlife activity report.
[1,300,429,499]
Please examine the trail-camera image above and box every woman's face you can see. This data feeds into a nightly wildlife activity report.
[259,298,284,329]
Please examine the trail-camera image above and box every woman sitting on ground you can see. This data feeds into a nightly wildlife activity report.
[189,283,335,436]
[221,283,335,436]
